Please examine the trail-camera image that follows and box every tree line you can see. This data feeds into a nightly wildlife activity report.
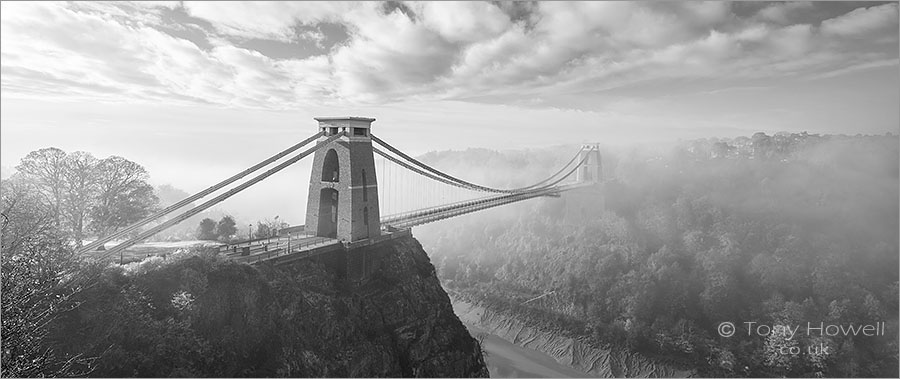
[7,147,159,247]
[195,216,288,241]
[196,216,237,241]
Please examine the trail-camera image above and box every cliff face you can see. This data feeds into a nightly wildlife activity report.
[52,236,489,377]
[452,299,694,378]
[259,236,490,377]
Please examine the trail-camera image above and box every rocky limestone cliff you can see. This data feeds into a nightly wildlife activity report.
[452,299,694,378]
[259,236,490,377]
[52,235,489,377]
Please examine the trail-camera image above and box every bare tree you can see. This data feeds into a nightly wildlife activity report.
[60,152,101,247]
[1,178,94,377]
[15,149,162,246]
[14,147,68,226]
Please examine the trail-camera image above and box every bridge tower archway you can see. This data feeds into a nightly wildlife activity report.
[321,149,339,182]
[317,188,339,238]
[305,117,381,242]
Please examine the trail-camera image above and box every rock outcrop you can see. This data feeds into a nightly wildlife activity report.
[452,299,694,378]
[259,236,490,377]
[53,235,489,377]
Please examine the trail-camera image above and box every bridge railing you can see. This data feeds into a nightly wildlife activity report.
[218,231,316,253]
[231,236,339,264]
[223,234,325,255]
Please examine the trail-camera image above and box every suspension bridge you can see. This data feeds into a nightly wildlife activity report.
[78,117,602,271]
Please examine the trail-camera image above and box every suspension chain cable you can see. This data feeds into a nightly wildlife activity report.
[382,152,590,224]
[372,134,585,194]
[98,133,343,260]
[80,131,325,253]
[518,150,583,189]
[373,148,467,189]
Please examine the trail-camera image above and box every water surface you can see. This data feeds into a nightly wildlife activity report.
[466,325,594,378]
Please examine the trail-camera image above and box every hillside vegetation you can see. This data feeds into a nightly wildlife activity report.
[418,132,899,377]
[43,239,486,377]
[2,162,488,377]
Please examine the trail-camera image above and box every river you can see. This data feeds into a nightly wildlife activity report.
[464,324,594,378]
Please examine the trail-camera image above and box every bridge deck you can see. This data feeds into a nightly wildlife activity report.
[219,235,340,265]
[216,181,596,265]
[219,228,412,265]
[380,181,596,229]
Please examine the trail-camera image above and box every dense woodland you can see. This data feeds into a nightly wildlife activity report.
[419,132,899,377]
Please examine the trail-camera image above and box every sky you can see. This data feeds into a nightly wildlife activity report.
[1,1,898,224]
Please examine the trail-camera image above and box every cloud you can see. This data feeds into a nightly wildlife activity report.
[1,2,168,101]
[181,1,352,41]
[0,1,338,108]
[1,1,897,110]
[679,1,732,25]
[806,58,900,80]
[756,2,814,24]
[820,3,899,36]
[329,3,459,102]
[768,24,814,56]
[415,1,511,44]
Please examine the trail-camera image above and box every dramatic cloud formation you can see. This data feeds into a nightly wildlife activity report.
[2,1,897,108]
[1,1,898,224]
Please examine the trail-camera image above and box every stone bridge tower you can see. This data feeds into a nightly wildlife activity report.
[576,144,602,183]
[305,117,381,242]
[565,143,604,223]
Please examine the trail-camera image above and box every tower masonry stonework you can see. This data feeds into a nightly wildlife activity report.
[305,117,381,242]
